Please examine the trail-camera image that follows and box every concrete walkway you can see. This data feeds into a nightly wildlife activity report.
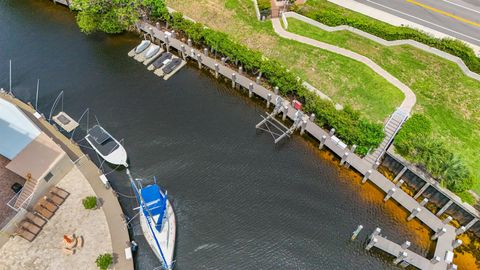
[327,0,480,56]
[284,12,480,82]
[271,17,417,114]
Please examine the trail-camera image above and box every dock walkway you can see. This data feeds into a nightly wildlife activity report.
[137,21,457,269]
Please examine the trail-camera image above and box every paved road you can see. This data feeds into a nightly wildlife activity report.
[358,0,480,46]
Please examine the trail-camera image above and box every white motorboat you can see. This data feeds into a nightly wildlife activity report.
[145,45,160,59]
[85,124,128,167]
[135,40,151,54]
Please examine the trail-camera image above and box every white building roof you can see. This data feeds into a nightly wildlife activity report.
[0,98,41,160]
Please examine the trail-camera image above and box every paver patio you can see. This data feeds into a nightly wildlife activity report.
[0,166,112,270]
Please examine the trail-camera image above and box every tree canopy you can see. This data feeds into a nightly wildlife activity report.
[70,0,143,34]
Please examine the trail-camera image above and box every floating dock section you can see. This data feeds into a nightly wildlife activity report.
[128,40,186,80]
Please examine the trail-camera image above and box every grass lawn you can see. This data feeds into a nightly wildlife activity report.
[165,0,480,196]
[166,0,403,123]
[285,18,480,195]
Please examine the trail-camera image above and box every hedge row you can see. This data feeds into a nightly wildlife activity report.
[142,6,384,155]
[394,114,473,193]
[294,2,480,74]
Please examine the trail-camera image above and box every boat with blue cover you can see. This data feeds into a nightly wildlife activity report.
[127,170,176,269]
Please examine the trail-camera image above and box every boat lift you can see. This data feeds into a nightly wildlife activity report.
[255,96,305,144]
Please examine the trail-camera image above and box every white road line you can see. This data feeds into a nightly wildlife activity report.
[365,0,480,43]
[440,0,480,15]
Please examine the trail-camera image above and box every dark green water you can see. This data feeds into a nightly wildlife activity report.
[0,1,432,269]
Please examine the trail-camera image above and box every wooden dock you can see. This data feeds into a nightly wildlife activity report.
[373,235,443,269]
[137,21,459,269]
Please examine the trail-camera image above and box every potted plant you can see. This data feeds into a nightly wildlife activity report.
[82,196,97,210]
[95,253,113,270]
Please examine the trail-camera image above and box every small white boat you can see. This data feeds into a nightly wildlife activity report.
[127,172,176,269]
[85,124,128,167]
[135,40,151,54]
[145,45,160,59]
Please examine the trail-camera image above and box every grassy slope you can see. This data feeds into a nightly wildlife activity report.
[286,18,480,194]
[166,0,403,123]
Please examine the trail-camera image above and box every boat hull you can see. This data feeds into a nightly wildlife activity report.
[139,199,176,269]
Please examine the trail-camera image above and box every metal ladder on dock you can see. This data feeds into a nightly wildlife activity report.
[364,109,409,166]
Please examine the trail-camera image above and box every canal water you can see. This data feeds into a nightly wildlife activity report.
[0,1,434,269]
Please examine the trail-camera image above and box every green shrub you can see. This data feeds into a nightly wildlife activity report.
[295,1,480,74]
[394,114,473,192]
[83,196,97,210]
[257,0,271,12]
[163,11,384,154]
[95,253,113,270]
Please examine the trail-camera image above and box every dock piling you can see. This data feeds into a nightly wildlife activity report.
[393,251,407,264]
[231,73,236,88]
[256,76,261,84]
[442,215,453,225]
[455,226,466,235]
[282,105,288,121]
[448,264,458,270]
[300,119,308,135]
[401,241,411,250]
[384,188,396,202]
[203,48,208,57]
[351,225,363,241]
[181,45,186,60]
[362,169,372,183]
[248,83,253,98]
[214,63,219,78]
[431,227,447,240]
[221,57,226,65]
[452,239,462,248]
[274,86,279,95]
[319,135,327,149]
[350,144,357,154]
[329,128,335,136]
[420,198,428,207]
[407,207,421,221]
[366,237,377,250]
[238,66,243,75]
[395,179,404,188]
[197,54,202,69]
[394,251,407,264]
[309,113,315,122]
[187,38,192,47]
[267,93,272,108]
[340,152,349,166]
